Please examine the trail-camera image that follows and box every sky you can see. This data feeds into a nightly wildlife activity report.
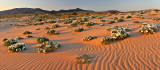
[0,0,159,11]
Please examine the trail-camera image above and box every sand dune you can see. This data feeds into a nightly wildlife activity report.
[0,14,160,70]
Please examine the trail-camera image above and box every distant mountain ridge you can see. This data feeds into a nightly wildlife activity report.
[0,8,94,16]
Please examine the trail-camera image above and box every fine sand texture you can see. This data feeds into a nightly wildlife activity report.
[0,14,160,70]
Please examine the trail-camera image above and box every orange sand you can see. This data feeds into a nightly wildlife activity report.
[0,14,159,70]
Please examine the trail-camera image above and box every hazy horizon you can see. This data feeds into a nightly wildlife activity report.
[0,0,159,11]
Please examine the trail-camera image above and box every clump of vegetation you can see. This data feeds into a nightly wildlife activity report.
[102,26,131,45]
[113,17,118,20]
[37,37,49,43]
[23,31,32,34]
[126,15,132,18]
[116,19,125,22]
[26,35,33,38]
[152,18,160,21]
[133,21,140,23]
[100,19,105,23]
[52,23,60,28]
[64,19,73,24]
[83,36,97,41]
[47,29,59,35]
[74,28,84,32]
[100,24,104,26]
[84,22,95,27]
[139,23,158,34]
[3,39,18,47]
[68,22,78,28]
[45,26,50,30]
[15,37,24,40]
[8,43,27,53]
[36,41,60,53]
[36,28,41,30]
[75,54,92,64]
[3,38,8,42]
[108,20,115,24]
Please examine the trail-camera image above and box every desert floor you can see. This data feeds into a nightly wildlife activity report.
[0,14,160,70]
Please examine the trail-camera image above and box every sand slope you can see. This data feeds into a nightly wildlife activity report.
[0,14,160,70]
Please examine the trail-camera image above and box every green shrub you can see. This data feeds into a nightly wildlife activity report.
[84,22,95,27]
[74,28,84,32]
[108,20,115,24]
[8,43,27,53]
[3,39,18,47]
[23,31,32,34]
[26,35,33,38]
[139,23,158,34]
[126,15,132,18]
[36,41,60,53]
[117,19,124,22]
[47,29,59,35]
[133,21,140,23]
[15,37,23,40]
[83,36,97,41]
[37,37,49,43]
[52,23,60,28]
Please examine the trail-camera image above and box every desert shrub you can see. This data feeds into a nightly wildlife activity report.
[36,41,60,53]
[48,19,57,23]
[36,28,41,30]
[8,43,27,53]
[84,22,95,27]
[15,37,23,40]
[83,36,97,41]
[37,37,49,43]
[64,19,73,24]
[68,22,78,28]
[152,18,160,21]
[133,21,140,23]
[81,17,89,22]
[26,35,33,38]
[3,39,18,47]
[52,23,60,28]
[100,19,105,23]
[23,31,32,34]
[101,36,110,45]
[74,28,84,32]
[75,54,92,64]
[120,16,124,18]
[100,24,104,26]
[3,38,8,42]
[47,29,59,35]
[139,23,158,34]
[102,26,130,45]
[116,19,124,22]
[126,15,132,18]
[108,20,115,24]
[45,26,50,30]
[113,17,118,20]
